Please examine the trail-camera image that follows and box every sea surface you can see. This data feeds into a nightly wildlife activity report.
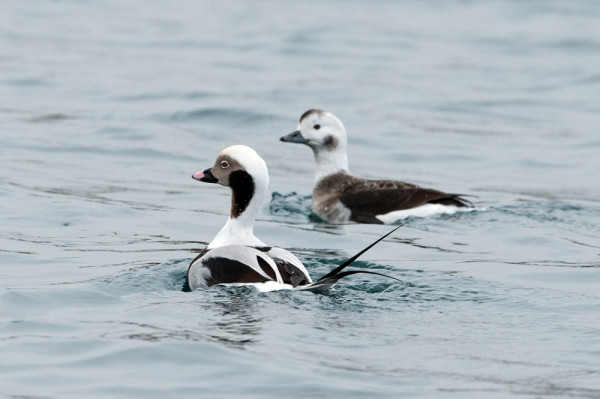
[1,1,599,398]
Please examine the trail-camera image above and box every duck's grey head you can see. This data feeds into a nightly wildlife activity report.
[280,109,348,153]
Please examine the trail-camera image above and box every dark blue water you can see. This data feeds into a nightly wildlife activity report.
[1,1,599,397]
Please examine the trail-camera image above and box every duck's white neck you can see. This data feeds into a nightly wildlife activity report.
[207,176,268,249]
[312,148,350,184]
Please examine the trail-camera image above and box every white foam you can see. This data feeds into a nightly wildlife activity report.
[226,281,296,293]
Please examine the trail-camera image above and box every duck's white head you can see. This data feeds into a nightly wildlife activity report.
[280,109,349,182]
[192,145,269,248]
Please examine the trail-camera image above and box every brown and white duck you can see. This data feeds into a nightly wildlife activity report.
[281,109,472,224]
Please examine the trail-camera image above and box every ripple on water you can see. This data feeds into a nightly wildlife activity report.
[112,90,216,102]
[99,258,190,295]
[269,191,313,223]
[99,249,500,310]
[158,107,277,124]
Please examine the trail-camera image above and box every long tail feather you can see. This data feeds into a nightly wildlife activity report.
[314,223,406,284]
[303,222,406,291]
[305,270,403,291]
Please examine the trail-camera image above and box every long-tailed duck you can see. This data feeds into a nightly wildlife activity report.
[184,145,402,292]
[280,109,472,224]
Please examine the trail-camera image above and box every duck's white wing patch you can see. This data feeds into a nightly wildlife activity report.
[376,204,474,224]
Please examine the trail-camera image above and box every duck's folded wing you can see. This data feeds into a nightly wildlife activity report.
[338,182,469,223]
[267,247,313,287]
[187,245,279,290]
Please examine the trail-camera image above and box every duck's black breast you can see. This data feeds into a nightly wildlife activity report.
[201,257,272,286]
[186,245,279,291]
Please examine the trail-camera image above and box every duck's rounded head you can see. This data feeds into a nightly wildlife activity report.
[193,144,269,189]
[281,109,347,153]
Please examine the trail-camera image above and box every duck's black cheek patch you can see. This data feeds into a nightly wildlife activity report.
[323,135,338,150]
[229,170,255,218]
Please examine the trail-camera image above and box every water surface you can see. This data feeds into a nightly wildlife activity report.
[1,1,599,398]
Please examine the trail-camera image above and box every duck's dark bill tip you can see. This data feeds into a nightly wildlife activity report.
[280,130,309,144]
[192,168,218,183]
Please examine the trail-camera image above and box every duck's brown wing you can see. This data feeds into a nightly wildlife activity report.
[337,179,470,224]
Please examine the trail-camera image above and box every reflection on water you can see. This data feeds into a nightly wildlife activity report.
[201,288,265,349]
[99,289,265,349]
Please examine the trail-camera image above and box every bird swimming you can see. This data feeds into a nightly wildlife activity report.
[280,109,472,224]
[183,144,402,292]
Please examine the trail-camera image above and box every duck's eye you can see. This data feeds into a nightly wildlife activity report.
[314,124,321,130]
[220,160,230,168]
